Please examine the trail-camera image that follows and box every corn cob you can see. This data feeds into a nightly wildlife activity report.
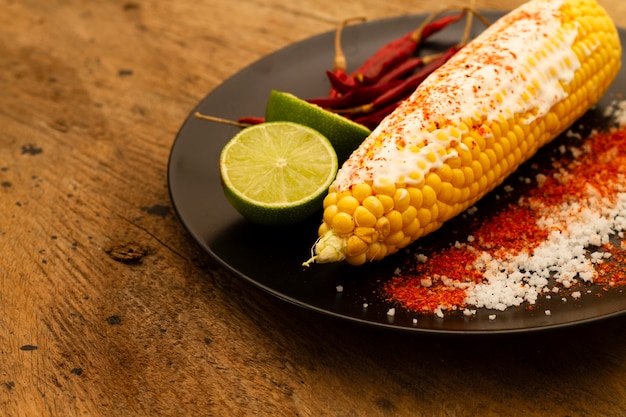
[304,0,622,266]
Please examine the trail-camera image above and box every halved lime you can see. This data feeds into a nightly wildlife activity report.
[220,121,338,226]
[265,90,371,164]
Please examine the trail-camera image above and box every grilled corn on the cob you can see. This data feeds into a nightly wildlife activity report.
[305,0,621,266]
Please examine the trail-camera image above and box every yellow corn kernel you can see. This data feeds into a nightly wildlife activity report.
[401,206,417,225]
[346,253,367,266]
[331,212,354,235]
[354,226,378,244]
[424,172,442,195]
[352,182,373,202]
[305,0,621,267]
[407,187,423,209]
[385,210,403,232]
[322,193,338,209]
[439,182,455,203]
[404,218,421,238]
[346,235,368,257]
[372,178,395,196]
[367,241,385,260]
[362,195,384,218]
[337,195,360,214]
[318,222,329,237]
[353,205,377,228]
[323,204,338,226]
[421,185,437,207]
[375,216,391,239]
[416,208,432,227]
[393,188,411,213]
[377,195,394,214]
[385,230,405,246]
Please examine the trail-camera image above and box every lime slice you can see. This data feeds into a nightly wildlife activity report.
[220,121,338,226]
[265,90,371,164]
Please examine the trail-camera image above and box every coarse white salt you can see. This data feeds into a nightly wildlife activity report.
[545,310,552,316]
[570,146,584,159]
[589,234,602,247]
[566,130,582,140]
[536,173,548,187]
[336,285,343,293]
[604,99,626,125]
[412,318,418,325]
[571,291,582,299]
[464,189,626,310]
[386,308,395,317]
[363,303,368,309]
[488,314,497,320]
[420,278,433,287]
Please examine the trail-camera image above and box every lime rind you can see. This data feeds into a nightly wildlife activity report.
[264,90,371,164]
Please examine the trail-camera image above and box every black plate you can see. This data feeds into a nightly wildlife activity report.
[168,11,626,334]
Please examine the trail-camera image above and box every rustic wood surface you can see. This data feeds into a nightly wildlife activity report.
[2,0,626,415]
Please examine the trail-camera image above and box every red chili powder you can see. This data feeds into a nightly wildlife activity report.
[596,241,626,288]
[384,126,626,313]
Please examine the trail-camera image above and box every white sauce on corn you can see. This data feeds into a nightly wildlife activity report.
[333,0,579,192]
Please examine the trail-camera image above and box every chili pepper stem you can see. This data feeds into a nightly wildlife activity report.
[334,103,374,115]
[411,6,461,43]
[464,7,491,32]
[194,112,253,128]
[334,17,366,71]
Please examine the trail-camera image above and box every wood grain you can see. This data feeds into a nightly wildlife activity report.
[1,0,626,415]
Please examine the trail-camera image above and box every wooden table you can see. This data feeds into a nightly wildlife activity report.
[2,0,626,415]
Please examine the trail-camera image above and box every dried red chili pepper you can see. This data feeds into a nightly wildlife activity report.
[352,102,399,129]
[347,45,460,115]
[237,116,265,125]
[351,8,468,86]
[328,17,366,98]
[325,70,359,96]
[376,56,424,85]
[307,79,403,110]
